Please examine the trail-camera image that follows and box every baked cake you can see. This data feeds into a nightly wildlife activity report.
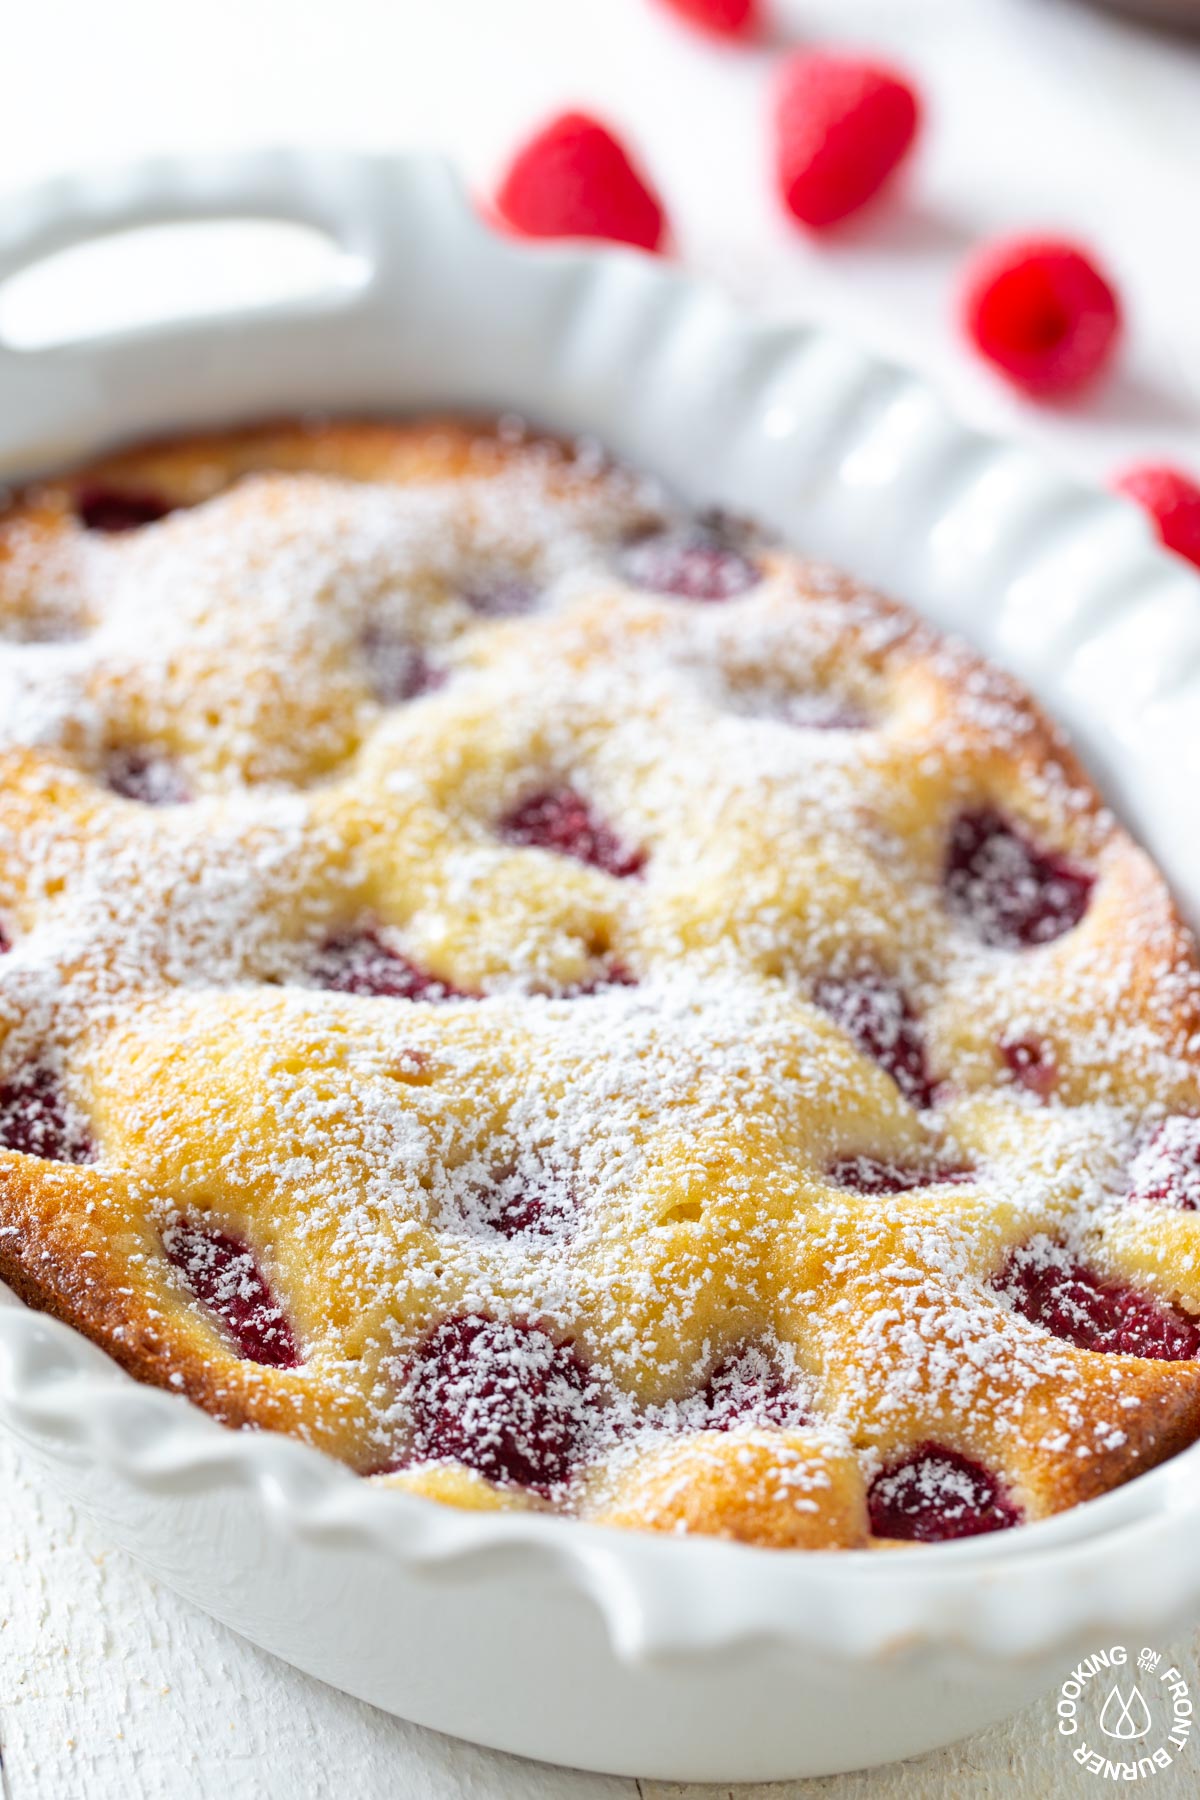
[1,417,1198,1551]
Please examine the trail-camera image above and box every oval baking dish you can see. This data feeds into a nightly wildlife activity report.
[1,150,1199,1783]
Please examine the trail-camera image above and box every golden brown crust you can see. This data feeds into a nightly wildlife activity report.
[0,1156,370,1461]
[589,1433,871,1549]
[0,416,1197,1549]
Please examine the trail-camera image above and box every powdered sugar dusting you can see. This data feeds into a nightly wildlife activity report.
[0,419,1197,1549]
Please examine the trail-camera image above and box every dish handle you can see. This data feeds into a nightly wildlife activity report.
[0,148,469,354]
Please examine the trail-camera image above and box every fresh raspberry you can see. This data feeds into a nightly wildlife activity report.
[812,971,934,1109]
[961,238,1122,399]
[458,1164,577,1241]
[773,53,921,230]
[828,1155,971,1196]
[494,112,667,253]
[998,1240,1200,1360]
[359,627,446,706]
[405,1314,598,1493]
[1000,1037,1058,1099]
[698,1344,808,1430]
[944,809,1092,949]
[1113,465,1200,572]
[868,1445,1019,1541]
[312,927,467,1001]
[620,527,761,601]
[567,960,639,997]
[74,484,174,532]
[499,788,646,878]
[0,1067,95,1165]
[654,0,760,40]
[1128,1118,1200,1213]
[165,1221,300,1368]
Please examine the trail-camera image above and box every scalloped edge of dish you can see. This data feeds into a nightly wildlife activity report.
[0,148,1198,1679]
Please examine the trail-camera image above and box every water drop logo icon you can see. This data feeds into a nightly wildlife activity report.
[1099,1682,1152,1741]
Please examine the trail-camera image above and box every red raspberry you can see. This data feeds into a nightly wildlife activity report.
[74,484,173,532]
[568,961,638,998]
[620,527,761,601]
[0,1067,95,1165]
[499,788,646,879]
[944,809,1092,949]
[773,53,921,230]
[1113,465,1200,572]
[494,112,667,253]
[1128,1118,1200,1212]
[828,1156,971,1196]
[165,1221,300,1369]
[698,1343,807,1430]
[998,1241,1200,1360]
[457,1163,577,1241]
[812,971,934,1109]
[961,238,1122,399]
[868,1445,1018,1542]
[654,0,760,40]
[405,1314,598,1494]
[1000,1037,1058,1099]
[312,927,468,1001]
[359,626,446,705]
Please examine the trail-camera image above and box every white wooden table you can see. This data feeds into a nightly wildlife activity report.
[1,2,1199,1795]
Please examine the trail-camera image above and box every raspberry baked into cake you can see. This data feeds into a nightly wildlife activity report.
[1,417,1198,1551]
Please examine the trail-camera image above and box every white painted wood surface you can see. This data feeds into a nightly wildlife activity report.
[4,1438,1198,1797]
[5,1436,1197,1800]
[1,2,1199,1794]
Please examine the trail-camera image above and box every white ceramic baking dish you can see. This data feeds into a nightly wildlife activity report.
[0,148,1199,1785]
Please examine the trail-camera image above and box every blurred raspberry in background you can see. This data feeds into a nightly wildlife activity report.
[773,53,921,229]
[655,0,761,39]
[495,110,668,250]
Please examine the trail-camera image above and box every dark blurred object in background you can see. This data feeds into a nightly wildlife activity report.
[1086,0,1200,28]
